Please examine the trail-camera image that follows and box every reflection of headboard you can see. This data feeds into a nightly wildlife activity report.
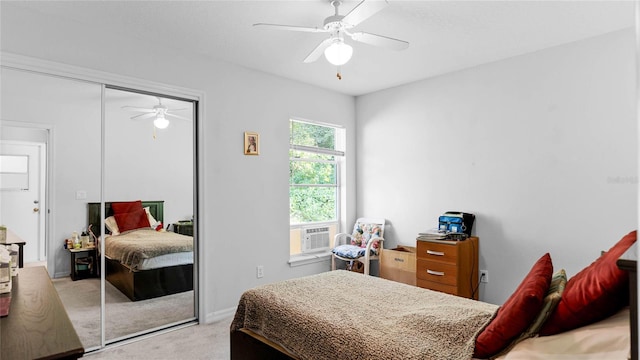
[87,201,164,235]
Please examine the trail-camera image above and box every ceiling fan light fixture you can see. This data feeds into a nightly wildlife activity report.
[324,40,353,66]
[153,113,170,129]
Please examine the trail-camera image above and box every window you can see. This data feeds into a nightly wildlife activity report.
[0,155,29,190]
[289,119,345,257]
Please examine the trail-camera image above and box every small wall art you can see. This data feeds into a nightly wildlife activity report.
[244,132,259,155]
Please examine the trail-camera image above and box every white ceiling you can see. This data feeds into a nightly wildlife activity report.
[6,0,635,96]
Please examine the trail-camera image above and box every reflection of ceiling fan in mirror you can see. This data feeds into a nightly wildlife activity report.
[122,97,190,130]
[253,0,409,79]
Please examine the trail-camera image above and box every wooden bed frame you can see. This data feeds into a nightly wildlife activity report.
[231,328,296,360]
[88,201,194,301]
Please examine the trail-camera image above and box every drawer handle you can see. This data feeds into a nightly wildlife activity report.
[426,250,445,256]
[427,269,445,276]
[393,258,405,262]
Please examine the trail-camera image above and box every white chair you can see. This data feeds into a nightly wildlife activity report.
[331,218,385,275]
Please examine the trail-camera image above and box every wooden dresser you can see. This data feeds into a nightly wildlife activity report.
[416,237,479,299]
[1,266,84,359]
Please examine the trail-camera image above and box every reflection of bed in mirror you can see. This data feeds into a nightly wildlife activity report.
[88,201,193,301]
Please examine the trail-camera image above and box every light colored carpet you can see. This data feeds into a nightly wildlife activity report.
[52,277,195,349]
[85,317,232,359]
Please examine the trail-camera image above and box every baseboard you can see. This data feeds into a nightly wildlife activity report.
[204,306,237,324]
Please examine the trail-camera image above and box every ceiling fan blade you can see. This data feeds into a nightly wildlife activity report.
[122,106,155,113]
[342,0,388,27]
[253,23,326,33]
[350,31,409,51]
[131,113,156,120]
[303,38,335,63]
[165,113,192,122]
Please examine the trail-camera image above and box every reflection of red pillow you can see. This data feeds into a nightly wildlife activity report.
[111,200,143,215]
[474,253,553,358]
[114,208,151,233]
[540,230,636,335]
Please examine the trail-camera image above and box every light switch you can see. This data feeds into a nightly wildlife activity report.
[75,190,87,200]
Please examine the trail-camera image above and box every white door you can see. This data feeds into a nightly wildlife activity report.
[0,142,46,263]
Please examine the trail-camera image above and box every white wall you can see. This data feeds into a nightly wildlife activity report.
[356,28,637,304]
[1,4,356,320]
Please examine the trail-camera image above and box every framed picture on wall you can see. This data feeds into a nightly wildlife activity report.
[244,132,259,155]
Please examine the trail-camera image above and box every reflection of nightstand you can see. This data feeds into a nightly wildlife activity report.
[68,247,98,281]
[173,221,193,236]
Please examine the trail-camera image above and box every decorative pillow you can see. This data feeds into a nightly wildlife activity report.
[350,222,383,254]
[539,230,636,336]
[474,253,553,359]
[111,200,143,215]
[143,207,163,230]
[104,216,120,236]
[492,269,567,358]
[114,208,151,233]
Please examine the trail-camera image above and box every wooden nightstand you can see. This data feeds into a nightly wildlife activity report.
[68,247,98,281]
[416,237,479,299]
[173,221,193,236]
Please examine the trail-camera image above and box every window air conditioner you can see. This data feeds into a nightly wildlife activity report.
[301,226,331,253]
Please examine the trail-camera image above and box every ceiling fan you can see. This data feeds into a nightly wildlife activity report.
[254,0,409,78]
[122,97,190,130]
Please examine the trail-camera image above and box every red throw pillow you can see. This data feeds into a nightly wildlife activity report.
[111,200,143,215]
[114,208,151,233]
[474,253,553,358]
[539,230,636,335]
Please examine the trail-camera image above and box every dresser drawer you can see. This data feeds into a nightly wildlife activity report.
[416,279,458,296]
[416,241,458,264]
[416,259,457,286]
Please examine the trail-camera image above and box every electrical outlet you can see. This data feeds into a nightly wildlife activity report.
[256,265,264,278]
[480,270,489,283]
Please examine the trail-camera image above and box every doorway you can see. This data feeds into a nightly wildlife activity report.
[0,128,48,266]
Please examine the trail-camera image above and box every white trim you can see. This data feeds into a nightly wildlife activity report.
[290,144,345,157]
[205,306,237,324]
[1,53,200,101]
[288,251,332,267]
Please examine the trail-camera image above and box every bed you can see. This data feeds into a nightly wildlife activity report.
[88,201,194,301]
[231,231,637,360]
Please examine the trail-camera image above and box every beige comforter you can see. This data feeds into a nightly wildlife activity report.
[104,229,192,270]
[231,270,499,360]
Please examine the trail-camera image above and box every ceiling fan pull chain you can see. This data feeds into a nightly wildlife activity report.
[336,66,342,80]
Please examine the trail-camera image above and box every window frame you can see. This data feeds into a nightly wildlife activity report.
[289,118,345,261]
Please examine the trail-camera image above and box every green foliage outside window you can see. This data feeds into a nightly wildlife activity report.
[290,121,335,150]
[290,120,340,224]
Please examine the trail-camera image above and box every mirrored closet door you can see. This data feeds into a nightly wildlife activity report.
[102,87,196,342]
[0,65,198,352]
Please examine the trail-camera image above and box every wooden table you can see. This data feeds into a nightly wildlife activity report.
[617,243,637,360]
[0,266,84,359]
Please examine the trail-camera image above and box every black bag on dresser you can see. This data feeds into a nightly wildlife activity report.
[438,211,475,236]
